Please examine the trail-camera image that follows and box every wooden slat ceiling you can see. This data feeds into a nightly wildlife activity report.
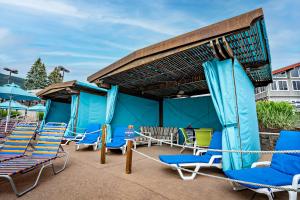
[88,8,272,99]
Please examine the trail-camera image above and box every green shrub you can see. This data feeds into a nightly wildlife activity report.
[256,101,297,130]
[37,112,44,121]
[0,110,21,118]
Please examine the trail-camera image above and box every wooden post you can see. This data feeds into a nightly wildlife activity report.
[100,125,106,164]
[125,125,134,174]
[126,140,133,174]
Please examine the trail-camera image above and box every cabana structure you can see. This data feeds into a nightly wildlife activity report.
[88,8,272,171]
[37,81,107,136]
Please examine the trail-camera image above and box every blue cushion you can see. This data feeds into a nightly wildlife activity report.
[225,167,294,189]
[159,154,220,165]
[206,131,222,156]
[271,130,300,176]
[113,127,127,139]
[106,139,126,148]
[77,133,100,144]
[86,124,101,133]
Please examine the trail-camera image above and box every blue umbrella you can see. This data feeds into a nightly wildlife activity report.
[0,83,39,101]
[28,103,46,112]
[0,83,39,132]
[0,100,28,110]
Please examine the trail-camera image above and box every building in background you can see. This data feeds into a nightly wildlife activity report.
[255,62,300,110]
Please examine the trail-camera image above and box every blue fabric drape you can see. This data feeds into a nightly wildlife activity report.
[76,92,106,130]
[39,99,51,131]
[65,95,79,136]
[203,58,260,171]
[105,85,118,142]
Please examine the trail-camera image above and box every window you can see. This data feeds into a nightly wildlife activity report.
[292,81,300,91]
[278,80,288,91]
[290,68,300,78]
[273,72,287,78]
[255,87,266,94]
[271,80,288,91]
[271,81,277,91]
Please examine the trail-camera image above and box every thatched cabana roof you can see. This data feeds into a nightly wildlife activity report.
[37,81,107,102]
[88,8,272,100]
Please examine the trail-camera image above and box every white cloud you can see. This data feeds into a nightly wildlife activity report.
[0,28,9,40]
[0,0,197,35]
[40,51,117,60]
[0,0,87,18]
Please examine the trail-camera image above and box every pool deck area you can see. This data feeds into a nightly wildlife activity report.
[0,144,291,200]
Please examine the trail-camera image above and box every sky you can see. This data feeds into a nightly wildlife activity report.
[0,0,299,82]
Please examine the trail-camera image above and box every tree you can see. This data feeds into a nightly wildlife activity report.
[24,58,48,90]
[48,67,63,85]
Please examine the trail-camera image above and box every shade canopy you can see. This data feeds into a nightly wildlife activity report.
[88,8,272,99]
[0,83,40,101]
[28,103,46,112]
[0,100,28,110]
[37,80,107,102]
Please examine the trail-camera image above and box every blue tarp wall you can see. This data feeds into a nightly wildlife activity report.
[111,93,159,129]
[163,96,222,144]
[76,91,106,129]
[46,101,71,124]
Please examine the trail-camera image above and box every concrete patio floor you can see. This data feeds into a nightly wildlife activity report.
[0,144,293,200]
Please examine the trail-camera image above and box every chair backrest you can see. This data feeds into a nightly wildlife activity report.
[85,124,101,135]
[179,128,193,144]
[0,122,38,155]
[112,126,127,140]
[194,128,213,147]
[32,122,67,158]
[271,130,300,176]
[206,131,222,156]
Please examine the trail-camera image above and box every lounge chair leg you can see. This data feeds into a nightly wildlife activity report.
[177,165,200,180]
[266,192,274,200]
[51,152,69,174]
[0,162,52,197]
[288,191,297,200]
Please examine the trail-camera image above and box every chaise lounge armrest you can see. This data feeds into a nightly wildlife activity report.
[292,174,300,189]
[251,161,271,168]
[208,155,222,165]
[195,149,208,156]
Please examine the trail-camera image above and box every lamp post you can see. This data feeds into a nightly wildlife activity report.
[57,66,70,82]
[3,67,18,84]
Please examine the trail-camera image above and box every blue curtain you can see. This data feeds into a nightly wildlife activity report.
[76,92,106,129]
[65,95,79,136]
[105,85,118,142]
[39,99,51,131]
[203,58,260,171]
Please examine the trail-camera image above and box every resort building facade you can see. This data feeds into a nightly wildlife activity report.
[255,62,300,110]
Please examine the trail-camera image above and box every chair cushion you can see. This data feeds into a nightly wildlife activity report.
[86,124,101,133]
[77,133,99,144]
[113,127,127,139]
[106,139,126,148]
[159,154,220,165]
[206,131,222,156]
[225,167,294,189]
[271,130,300,176]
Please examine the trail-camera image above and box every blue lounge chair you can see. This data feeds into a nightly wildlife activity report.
[0,122,68,197]
[225,130,300,200]
[75,124,102,151]
[159,131,222,180]
[106,126,127,154]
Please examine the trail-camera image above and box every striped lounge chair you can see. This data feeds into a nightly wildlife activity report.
[0,122,38,162]
[0,122,68,197]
